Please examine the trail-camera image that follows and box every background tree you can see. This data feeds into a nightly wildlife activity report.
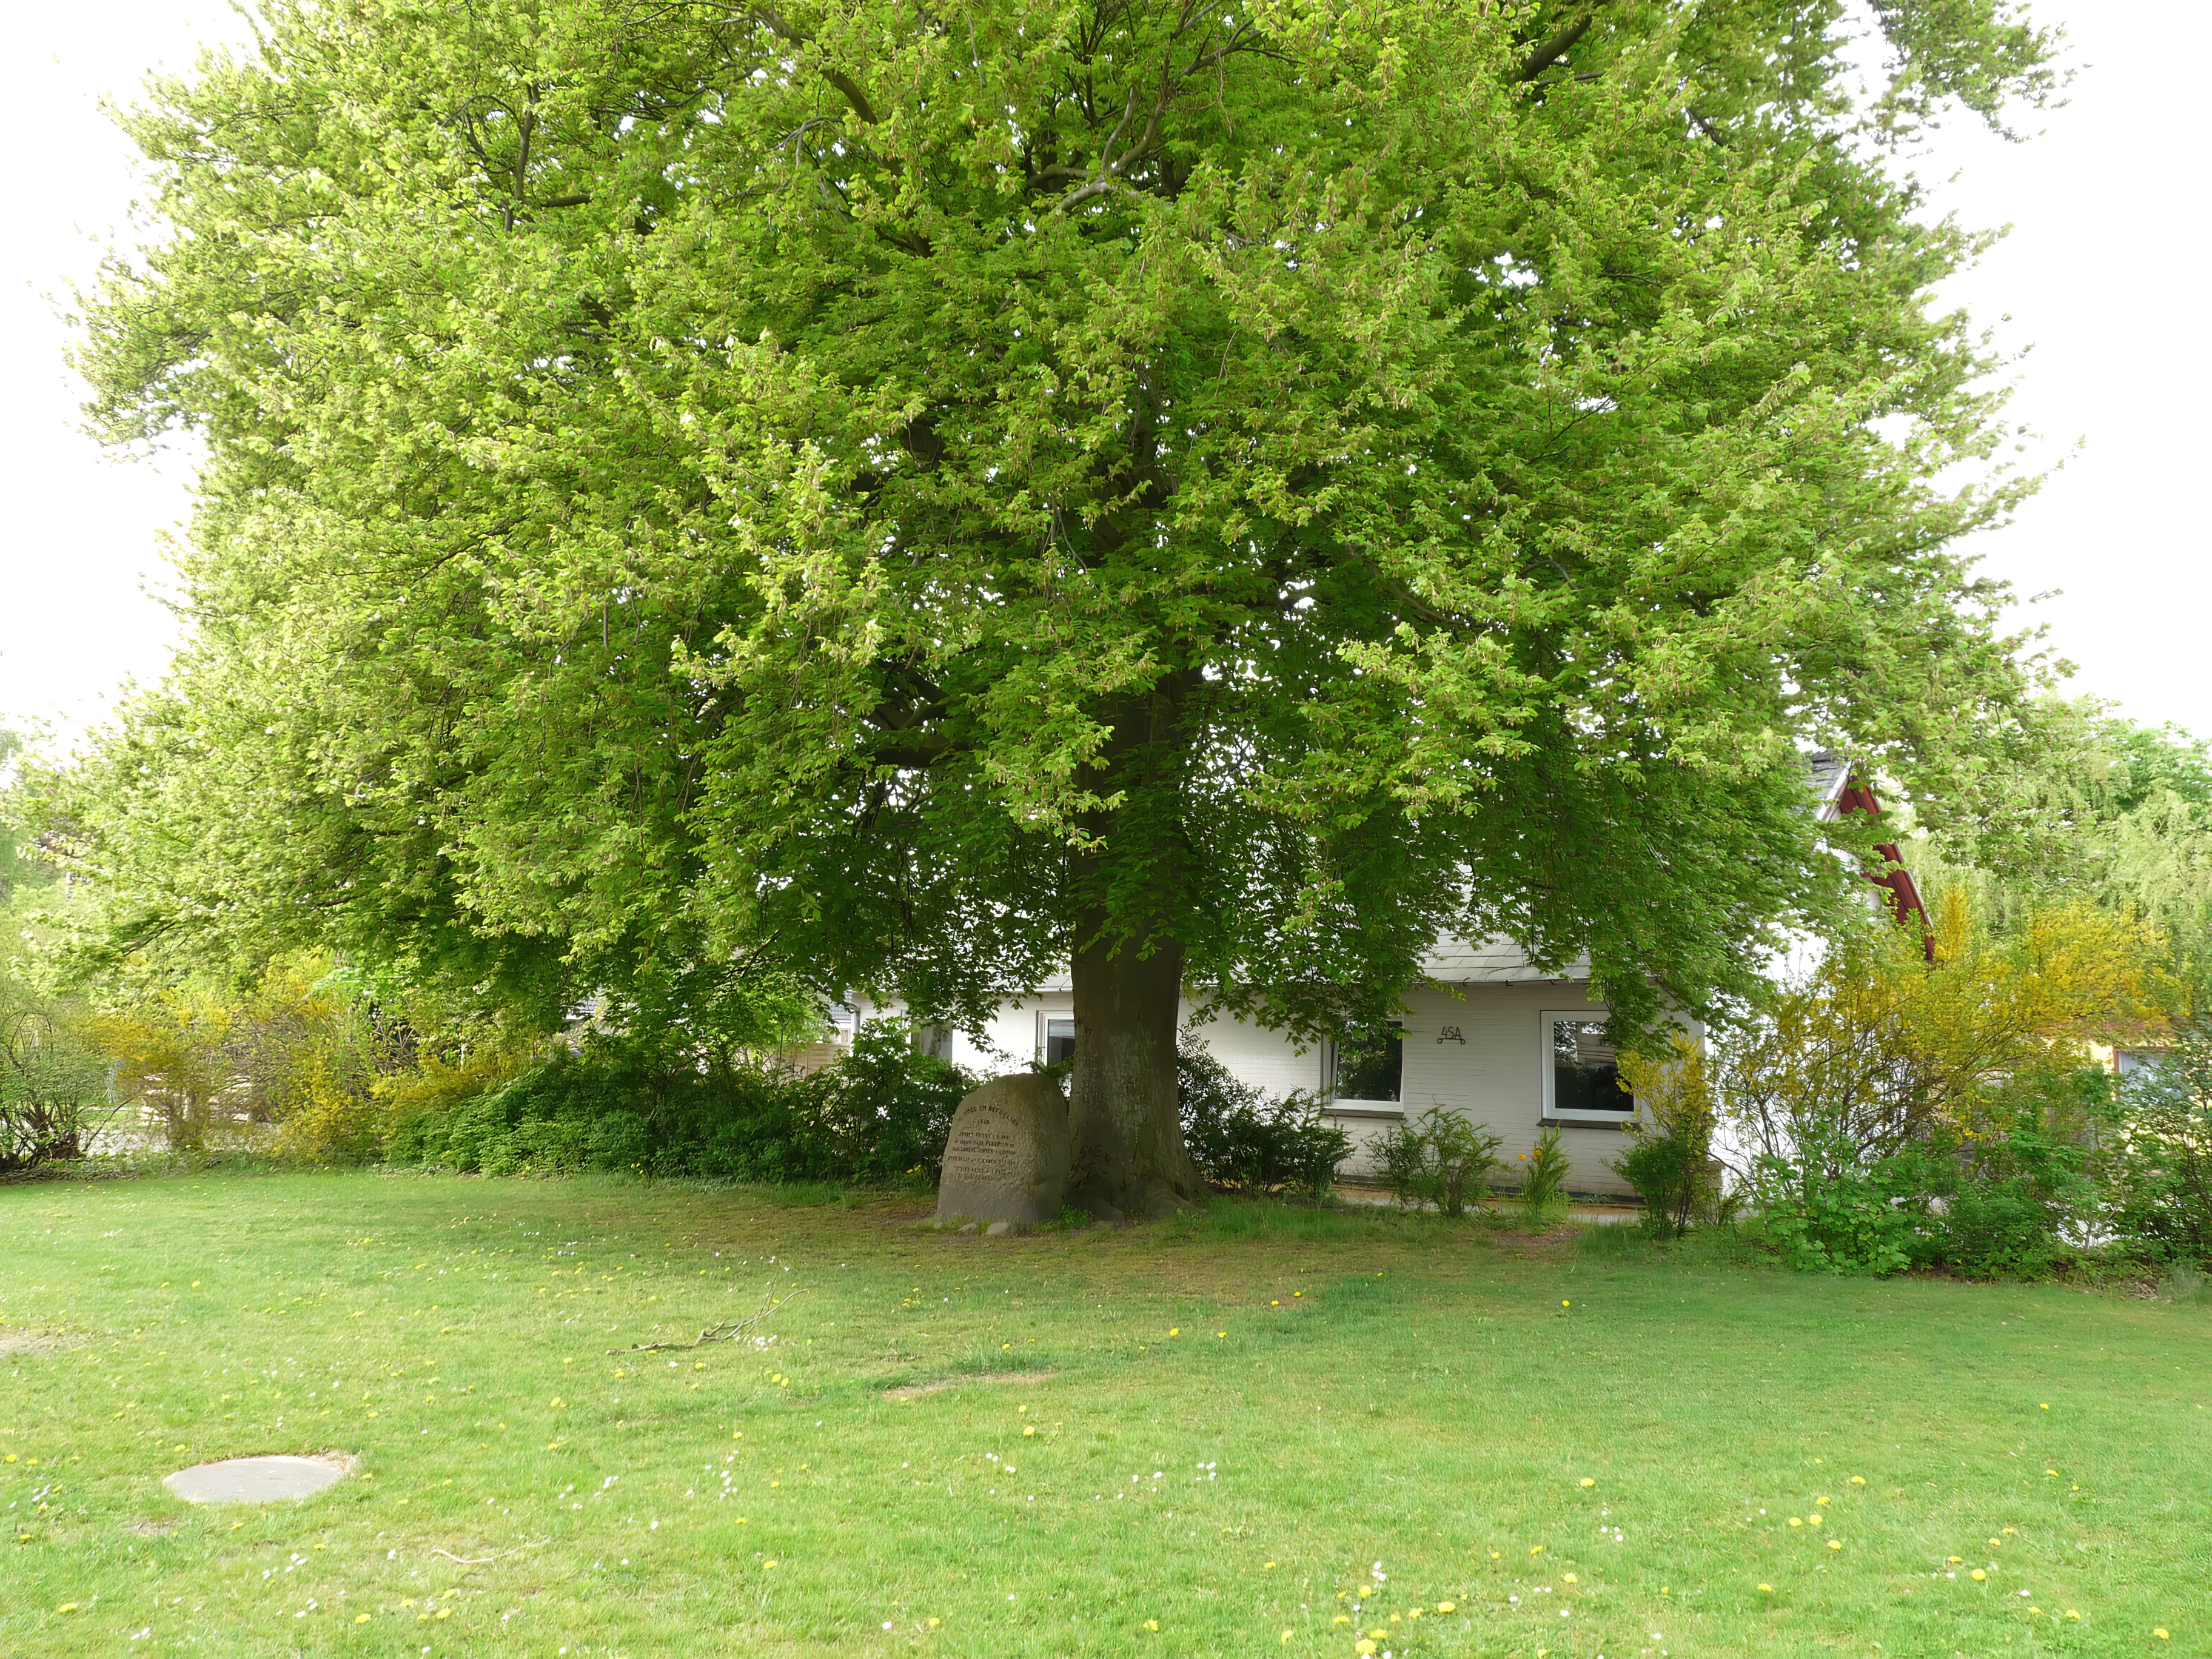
[1911,697,2212,998]
[1,728,113,1167]
[69,0,2058,1213]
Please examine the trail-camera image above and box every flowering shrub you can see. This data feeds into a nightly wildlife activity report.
[1710,896,2175,1275]
[1518,1127,1572,1225]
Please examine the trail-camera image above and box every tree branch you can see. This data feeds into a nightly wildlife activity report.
[742,4,882,124]
[1518,10,1598,82]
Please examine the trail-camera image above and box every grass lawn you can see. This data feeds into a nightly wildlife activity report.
[2,1172,2207,1657]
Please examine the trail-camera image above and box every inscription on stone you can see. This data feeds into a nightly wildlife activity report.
[942,1112,1022,1187]
[936,1073,1071,1228]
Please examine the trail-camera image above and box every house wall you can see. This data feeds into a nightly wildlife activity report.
[916,980,1640,1200]
[1364,982,1632,1198]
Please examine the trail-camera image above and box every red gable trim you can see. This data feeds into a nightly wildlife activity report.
[1835,777,1933,960]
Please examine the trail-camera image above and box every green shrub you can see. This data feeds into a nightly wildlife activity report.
[1906,1074,2100,1278]
[1617,1033,1721,1236]
[388,1018,972,1185]
[1179,1044,1349,1199]
[1376,1107,1503,1218]
[2097,1027,2212,1267]
[1935,1176,2073,1278]
[1610,1132,1704,1239]
[1740,1127,1920,1275]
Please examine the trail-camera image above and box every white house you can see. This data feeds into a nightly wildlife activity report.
[850,936,1663,1199]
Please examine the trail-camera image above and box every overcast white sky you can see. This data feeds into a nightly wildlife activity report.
[4,2,2205,751]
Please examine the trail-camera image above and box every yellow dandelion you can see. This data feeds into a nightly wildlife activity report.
[1971,1570,1986,1581]
[1281,1631,1293,1644]
[56,1604,79,1615]
[1334,1615,1351,1626]
[1168,1329,1179,1336]
[1579,1478,1595,1488]
[1816,1496,1831,1506]
[355,1614,370,1624]
[1265,1562,1276,1570]
[2040,1403,2049,1410]
[1144,1619,1159,1632]
[1562,1574,1577,1584]
[435,1607,452,1620]
[1757,1583,1772,1594]
[1437,1601,1456,1613]
[763,1560,778,1570]
[1827,1540,1842,1552]
[1848,1475,1865,1486]
[1788,1517,1803,1528]
[2156,1629,2170,1640]
[2065,1610,2080,1621]
[1356,1643,1378,1657]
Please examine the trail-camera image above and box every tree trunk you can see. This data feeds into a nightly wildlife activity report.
[1067,926,1202,1219]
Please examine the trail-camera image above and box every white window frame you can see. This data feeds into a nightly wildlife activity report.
[1540,1008,1634,1126]
[1038,1010,1076,1067]
[1325,1019,1407,1113]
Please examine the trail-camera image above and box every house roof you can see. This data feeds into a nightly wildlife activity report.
[1807,748,1854,822]
[1419,936,1590,984]
[1015,936,1587,996]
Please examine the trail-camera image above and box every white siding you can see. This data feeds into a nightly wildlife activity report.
[939,980,1652,1199]
[1373,983,1634,1197]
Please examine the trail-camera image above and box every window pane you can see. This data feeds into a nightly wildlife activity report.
[1045,1018,1076,1066]
[1552,1018,1632,1115]
[1335,1025,1403,1102]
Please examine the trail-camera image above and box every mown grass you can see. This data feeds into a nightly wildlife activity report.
[2,1170,2207,1657]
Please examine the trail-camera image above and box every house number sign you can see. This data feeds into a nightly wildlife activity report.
[1436,1025,1466,1044]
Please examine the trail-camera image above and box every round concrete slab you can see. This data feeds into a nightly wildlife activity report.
[163,1455,352,1505]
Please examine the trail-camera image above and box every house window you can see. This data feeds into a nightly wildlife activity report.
[1332,1022,1404,1104]
[1542,1013,1634,1124]
[1043,1017,1076,1066]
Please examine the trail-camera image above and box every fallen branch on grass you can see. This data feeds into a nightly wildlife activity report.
[605,1288,803,1355]
[430,1538,548,1564]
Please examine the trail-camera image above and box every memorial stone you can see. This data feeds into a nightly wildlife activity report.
[936,1073,1071,1227]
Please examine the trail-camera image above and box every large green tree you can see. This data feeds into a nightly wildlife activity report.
[73,0,2055,1213]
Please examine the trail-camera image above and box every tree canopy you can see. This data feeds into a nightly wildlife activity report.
[65,0,2059,1205]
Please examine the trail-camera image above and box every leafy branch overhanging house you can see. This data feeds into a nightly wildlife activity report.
[831,754,1922,1198]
